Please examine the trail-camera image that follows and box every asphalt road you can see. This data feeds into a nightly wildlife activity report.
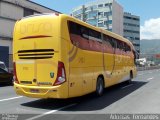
[0,69,160,120]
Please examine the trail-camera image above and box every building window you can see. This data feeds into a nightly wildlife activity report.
[104,22,112,29]
[124,16,131,19]
[98,4,103,8]
[108,29,112,31]
[124,23,140,27]
[24,8,34,17]
[124,16,140,21]
[98,22,104,27]
[133,44,140,47]
[89,5,97,10]
[135,37,140,40]
[105,3,108,7]
[87,19,97,26]
[133,18,140,21]
[104,11,112,17]
[105,3,112,7]
[104,20,112,25]
[104,12,107,17]
[98,20,103,22]
[98,12,103,18]
[88,11,97,19]
[76,15,82,20]
[124,30,139,34]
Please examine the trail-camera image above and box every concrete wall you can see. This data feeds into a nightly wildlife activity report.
[2,0,58,13]
[0,19,15,37]
[112,0,123,36]
[0,1,23,19]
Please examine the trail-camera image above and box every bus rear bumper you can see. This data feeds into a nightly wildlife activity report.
[14,82,68,99]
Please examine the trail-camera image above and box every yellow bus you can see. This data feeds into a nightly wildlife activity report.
[13,13,137,99]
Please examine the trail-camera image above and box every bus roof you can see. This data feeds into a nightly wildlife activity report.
[17,13,135,51]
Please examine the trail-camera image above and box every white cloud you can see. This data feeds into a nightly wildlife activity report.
[141,18,160,40]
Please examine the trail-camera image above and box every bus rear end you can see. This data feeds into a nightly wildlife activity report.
[13,14,68,99]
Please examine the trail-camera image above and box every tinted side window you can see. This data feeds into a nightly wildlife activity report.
[68,21,89,50]
[69,21,89,39]
[111,38,117,48]
[126,44,131,52]
[68,21,102,52]
[103,34,113,47]
[89,29,102,41]
[81,26,89,39]
[103,34,114,53]
[116,40,123,50]
[68,21,81,36]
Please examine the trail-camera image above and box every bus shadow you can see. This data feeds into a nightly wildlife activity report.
[21,81,147,111]
[0,83,13,87]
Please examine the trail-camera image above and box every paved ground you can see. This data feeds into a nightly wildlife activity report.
[0,69,160,120]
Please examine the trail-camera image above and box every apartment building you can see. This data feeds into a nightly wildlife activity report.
[71,0,123,36]
[123,12,140,56]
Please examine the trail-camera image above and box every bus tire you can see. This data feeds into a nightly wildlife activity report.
[96,77,104,96]
[127,71,133,84]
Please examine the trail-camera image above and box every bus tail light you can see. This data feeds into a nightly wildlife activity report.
[53,61,66,86]
[13,62,19,84]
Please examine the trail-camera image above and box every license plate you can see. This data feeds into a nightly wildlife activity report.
[30,89,39,93]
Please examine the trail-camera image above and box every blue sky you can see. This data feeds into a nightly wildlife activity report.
[31,0,160,39]
[31,0,160,25]
[117,0,160,26]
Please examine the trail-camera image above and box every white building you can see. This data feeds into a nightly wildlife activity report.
[71,0,124,36]
[0,0,59,70]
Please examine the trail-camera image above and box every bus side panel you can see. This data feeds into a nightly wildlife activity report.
[82,67,94,94]
[60,18,83,98]
[68,43,83,97]
[84,51,103,94]
[118,55,128,83]
[103,53,116,87]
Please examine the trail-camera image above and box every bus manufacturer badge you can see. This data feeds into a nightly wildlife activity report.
[50,72,54,78]
[33,79,37,83]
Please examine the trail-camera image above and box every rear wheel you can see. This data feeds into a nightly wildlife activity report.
[96,77,104,96]
[127,71,133,84]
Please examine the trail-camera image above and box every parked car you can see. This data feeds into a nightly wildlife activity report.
[0,61,8,72]
[0,67,13,85]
